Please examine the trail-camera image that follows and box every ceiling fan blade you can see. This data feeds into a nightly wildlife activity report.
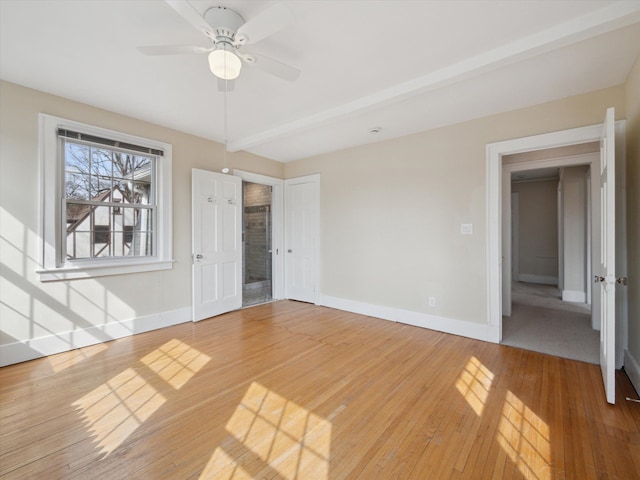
[137,45,213,56]
[164,0,215,41]
[239,52,301,82]
[235,3,294,45]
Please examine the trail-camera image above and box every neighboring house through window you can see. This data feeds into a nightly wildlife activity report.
[38,114,173,281]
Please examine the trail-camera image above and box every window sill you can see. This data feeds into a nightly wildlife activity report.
[37,259,174,282]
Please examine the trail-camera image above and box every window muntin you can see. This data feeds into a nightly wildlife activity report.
[63,139,156,261]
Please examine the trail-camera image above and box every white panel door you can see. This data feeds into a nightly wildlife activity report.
[599,107,616,404]
[285,177,318,303]
[192,168,242,321]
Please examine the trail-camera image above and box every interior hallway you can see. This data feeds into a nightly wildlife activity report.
[502,281,598,364]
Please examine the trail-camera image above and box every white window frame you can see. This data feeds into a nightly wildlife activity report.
[37,114,173,281]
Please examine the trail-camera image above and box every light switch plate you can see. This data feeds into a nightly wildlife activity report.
[461,223,473,235]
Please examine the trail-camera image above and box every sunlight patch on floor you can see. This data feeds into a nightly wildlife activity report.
[140,338,211,389]
[456,356,495,416]
[199,382,331,480]
[73,339,209,457]
[72,368,166,456]
[497,390,551,480]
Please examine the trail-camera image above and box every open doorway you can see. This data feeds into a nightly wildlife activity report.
[487,113,627,404]
[242,181,273,307]
[234,170,284,306]
[503,155,599,364]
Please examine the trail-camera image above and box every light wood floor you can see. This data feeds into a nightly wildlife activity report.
[1,301,639,479]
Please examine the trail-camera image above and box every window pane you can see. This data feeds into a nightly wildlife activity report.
[124,207,153,256]
[93,225,110,244]
[65,172,91,200]
[131,182,152,205]
[65,142,91,200]
[66,202,89,231]
[91,148,113,199]
[123,225,134,243]
[66,230,90,260]
[111,152,131,184]
[134,156,152,177]
[114,207,131,256]
[105,154,154,205]
[65,142,90,174]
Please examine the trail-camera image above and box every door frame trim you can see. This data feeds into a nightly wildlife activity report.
[233,169,285,300]
[486,121,627,350]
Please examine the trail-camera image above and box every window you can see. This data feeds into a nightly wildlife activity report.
[63,137,155,260]
[38,114,173,281]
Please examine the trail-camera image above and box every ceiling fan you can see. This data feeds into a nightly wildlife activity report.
[138,1,301,90]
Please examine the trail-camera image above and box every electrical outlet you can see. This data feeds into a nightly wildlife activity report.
[428,296,436,307]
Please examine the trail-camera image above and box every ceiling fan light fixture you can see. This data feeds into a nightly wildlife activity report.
[208,47,242,80]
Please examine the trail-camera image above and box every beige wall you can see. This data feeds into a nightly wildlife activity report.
[285,85,626,325]
[559,166,589,299]
[625,56,640,370]
[1,73,634,361]
[0,80,283,349]
[511,179,558,281]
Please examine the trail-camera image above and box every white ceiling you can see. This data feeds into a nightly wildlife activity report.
[1,1,639,163]
[511,167,559,182]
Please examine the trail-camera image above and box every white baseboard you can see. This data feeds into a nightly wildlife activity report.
[318,294,496,343]
[0,307,192,367]
[517,274,558,285]
[624,349,640,396]
[562,290,586,303]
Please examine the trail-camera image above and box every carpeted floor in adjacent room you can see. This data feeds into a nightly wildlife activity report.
[502,281,598,364]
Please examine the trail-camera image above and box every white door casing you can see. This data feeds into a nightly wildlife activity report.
[285,175,320,303]
[192,169,242,321]
[599,107,616,405]
[233,169,284,300]
[487,117,626,355]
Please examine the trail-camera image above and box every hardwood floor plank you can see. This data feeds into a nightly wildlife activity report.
[1,301,638,479]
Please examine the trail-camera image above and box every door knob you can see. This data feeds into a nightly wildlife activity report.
[616,277,628,285]
[287,249,293,253]
[594,275,605,283]
[196,254,203,259]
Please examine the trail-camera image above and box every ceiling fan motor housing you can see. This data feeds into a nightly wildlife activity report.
[204,6,245,47]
